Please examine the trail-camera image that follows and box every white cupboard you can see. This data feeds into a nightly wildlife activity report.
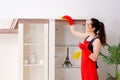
[18,19,86,80]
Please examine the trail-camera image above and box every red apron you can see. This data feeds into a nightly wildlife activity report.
[79,41,98,80]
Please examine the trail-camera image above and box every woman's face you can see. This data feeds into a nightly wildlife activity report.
[86,20,95,33]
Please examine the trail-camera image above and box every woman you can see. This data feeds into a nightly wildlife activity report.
[62,15,106,80]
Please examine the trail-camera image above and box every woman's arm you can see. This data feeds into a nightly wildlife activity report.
[70,25,87,39]
[62,15,87,39]
[89,38,101,62]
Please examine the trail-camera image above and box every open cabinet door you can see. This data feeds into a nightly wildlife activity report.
[18,19,49,80]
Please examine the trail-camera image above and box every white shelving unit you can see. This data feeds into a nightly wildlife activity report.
[18,19,86,80]
[18,19,49,80]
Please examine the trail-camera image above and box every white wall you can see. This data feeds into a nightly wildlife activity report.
[0,34,18,80]
[0,19,12,29]
[0,0,120,80]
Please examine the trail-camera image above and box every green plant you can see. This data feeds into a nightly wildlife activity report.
[100,42,120,80]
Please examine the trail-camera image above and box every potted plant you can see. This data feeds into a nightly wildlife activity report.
[100,42,120,80]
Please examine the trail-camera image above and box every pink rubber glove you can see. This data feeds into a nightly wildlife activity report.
[61,15,74,25]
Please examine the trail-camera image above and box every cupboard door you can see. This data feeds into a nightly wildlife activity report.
[18,20,49,80]
[55,19,86,80]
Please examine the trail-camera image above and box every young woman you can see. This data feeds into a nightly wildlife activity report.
[62,15,106,80]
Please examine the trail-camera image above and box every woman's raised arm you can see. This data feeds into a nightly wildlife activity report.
[61,15,87,39]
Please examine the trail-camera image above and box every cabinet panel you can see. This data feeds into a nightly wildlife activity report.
[55,20,86,80]
[55,68,81,80]
[18,20,49,80]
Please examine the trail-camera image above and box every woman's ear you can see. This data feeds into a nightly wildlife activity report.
[92,27,95,31]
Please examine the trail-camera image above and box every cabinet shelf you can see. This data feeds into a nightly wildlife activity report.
[0,29,18,34]
[24,63,43,67]
[55,67,80,68]
[24,43,42,45]
[55,44,78,47]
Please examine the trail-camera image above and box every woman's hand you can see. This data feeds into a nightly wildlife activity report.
[79,42,91,54]
[61,15,87,39]
[61,15,74,25]
[79,43,87,50]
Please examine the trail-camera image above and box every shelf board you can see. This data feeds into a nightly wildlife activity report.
[10,19,18,29]
[55,44,78,47]
[18,19,49,24]
[0,29,18,34]
[24,43,41,45]
[55,19,86,25]
[24,63,43,67]
[55,67,80,68]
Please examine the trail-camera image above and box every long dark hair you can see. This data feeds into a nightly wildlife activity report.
[91,18,106,46]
